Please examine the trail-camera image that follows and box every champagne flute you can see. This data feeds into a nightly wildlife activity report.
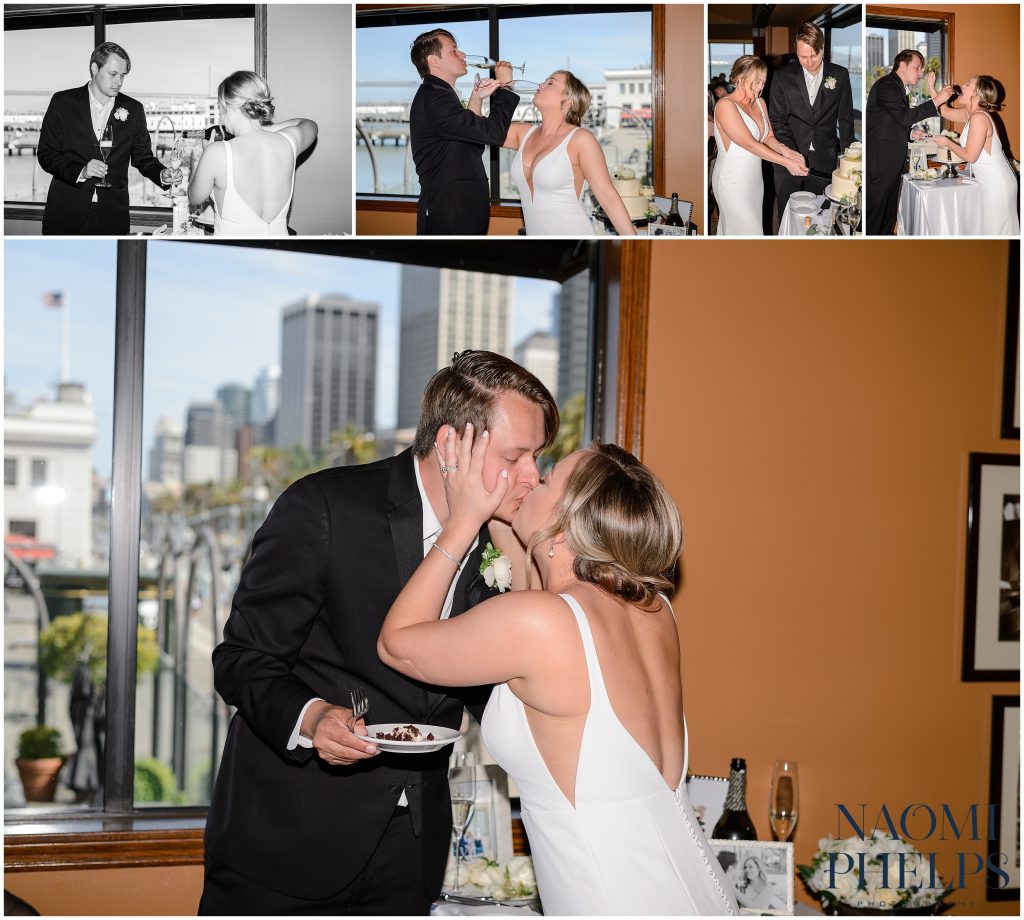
[769,759,799,841]
[169,136,185,197]
[96,124,113,188]
[463,54,526,76]
[448,752,477,893]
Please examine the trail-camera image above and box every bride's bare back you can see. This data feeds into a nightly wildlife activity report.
[214,130,295,221]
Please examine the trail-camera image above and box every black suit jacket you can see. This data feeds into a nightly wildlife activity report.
[37,85,165,235]
[205,450,493,899]
[769,61,856,174]
[866,70,939,182]
[410,75,519,235]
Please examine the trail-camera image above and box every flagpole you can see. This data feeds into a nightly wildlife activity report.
[61,291,71,383]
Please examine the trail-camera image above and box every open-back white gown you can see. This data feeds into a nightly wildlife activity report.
[960,113,1020,235]
[712,98,768,236]
[213,131,297,236]
[481,593,738,915]
[510,125,596,236]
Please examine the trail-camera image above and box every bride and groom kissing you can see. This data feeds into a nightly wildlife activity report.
[199,350,738,916]
[409,29,638,236]
[712,21,855,236]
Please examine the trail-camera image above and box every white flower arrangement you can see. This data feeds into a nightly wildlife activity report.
[824,76,837,91]
[114,107,128,122]
[612,165,636,181]
[798,832,952,912]
[479,542,512,593]
[444,856,537,900]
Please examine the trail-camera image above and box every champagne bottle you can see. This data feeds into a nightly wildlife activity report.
[712,757,758,840]
[665,192,685,227]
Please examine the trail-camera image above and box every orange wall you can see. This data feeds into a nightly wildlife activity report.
[644,240,1019,914]
[665,4,705,223]
[869,4,1019,158]
[5,865,203,915]
[356,206,524,235]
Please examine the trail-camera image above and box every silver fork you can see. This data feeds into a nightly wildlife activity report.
[350,686,368,721]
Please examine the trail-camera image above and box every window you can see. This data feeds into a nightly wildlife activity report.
[4,458,15,486]
[815,4,863,138]
[356,5,655,201]
[708,42,752,85]
[866,11,949,136]
[3,238,610,818]
[4,240,116,811]
[4,5,256,211]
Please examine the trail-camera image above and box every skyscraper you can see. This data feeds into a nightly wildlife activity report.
[556,270,591,408]
[396,267,512,429]
[277,295,378,452]
[148,415,184,486]
[866,34,885,74]
[184,402,237,484]
[251,365,281,426]
[215,382,252,432]
[513,331,558,397]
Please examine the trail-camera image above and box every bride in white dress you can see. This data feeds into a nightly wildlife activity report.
[931,75,1020,235]
[188,71,317,236]
[380,433,738,916]
[502,71,637,236]
[713,56,808,235]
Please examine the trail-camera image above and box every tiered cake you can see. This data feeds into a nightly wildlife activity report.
[611,168,654,219]
[831,142,863,200]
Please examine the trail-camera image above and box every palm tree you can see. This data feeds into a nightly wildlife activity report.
[328,424,379,467]
[543,393,586,467]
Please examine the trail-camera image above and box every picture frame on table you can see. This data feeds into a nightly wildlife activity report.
[962,453,1020,681]
[709,839,794,916]
[986,695,1020,900]
[449,763,514,866]
[686,773,728,836]
[1001,247,1019,440]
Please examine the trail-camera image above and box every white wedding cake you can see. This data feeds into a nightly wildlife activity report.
[611,167,654,219]
[909,134,964,165]
[831,142,863,200]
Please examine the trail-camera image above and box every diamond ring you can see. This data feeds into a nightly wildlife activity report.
[440,465,459,473]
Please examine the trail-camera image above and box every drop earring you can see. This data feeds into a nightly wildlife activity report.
[548,540,556,558]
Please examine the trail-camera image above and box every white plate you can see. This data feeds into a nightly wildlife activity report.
[365,723,461,753]
[913,179,937,188]
[824,184,847,203]
[789,190,816,203]
[790,201,817,216]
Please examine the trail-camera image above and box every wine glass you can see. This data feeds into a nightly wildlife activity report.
[463,54,526,76]
[168,136,185,197]
[448,752,477,893]
[769,759,799,841]
[95,124,113,188]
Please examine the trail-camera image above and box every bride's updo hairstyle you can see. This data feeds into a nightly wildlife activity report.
[556,71,592,126]
[218,71,275,124]
[729,55,767,91]
[973,76,1001,112]
[528,442,682,610]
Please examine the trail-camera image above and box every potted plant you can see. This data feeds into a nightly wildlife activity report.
[15,725,64,802]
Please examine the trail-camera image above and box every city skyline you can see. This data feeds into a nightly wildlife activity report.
[4,241,560,480]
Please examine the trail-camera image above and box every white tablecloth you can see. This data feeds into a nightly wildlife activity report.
[896,175,984,236]
[780,195,856,236]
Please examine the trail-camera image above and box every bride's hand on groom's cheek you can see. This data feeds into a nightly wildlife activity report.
[441,424,510,531]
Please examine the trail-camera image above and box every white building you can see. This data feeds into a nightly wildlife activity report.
[183,445,239,485]
[3,383,97,567]
[148,415,184,487]
[251,364,281,426]
[513,331,559,397]
[603,67,652,129]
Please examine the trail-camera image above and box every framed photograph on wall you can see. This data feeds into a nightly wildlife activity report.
[1001,241,1019,440]
[987,695,1020,900]
[709,839,794,916]
[962,453,1020,681]
[686,773,728,836]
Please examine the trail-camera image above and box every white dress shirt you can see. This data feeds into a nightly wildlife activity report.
[804,66,824,106]
[78,83,116,202]
[287,456,478,806]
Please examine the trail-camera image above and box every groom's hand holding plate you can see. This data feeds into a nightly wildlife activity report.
[303,700,378,765]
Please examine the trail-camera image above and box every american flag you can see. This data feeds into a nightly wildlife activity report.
[42,291,63,308]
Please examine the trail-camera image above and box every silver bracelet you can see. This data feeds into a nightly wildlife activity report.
[431,541,461,570]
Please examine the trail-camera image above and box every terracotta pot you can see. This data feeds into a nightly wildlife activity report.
[16,757,64,802]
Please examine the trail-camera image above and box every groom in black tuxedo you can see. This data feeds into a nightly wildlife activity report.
[37,42,179,235]
[200,351,557,915]
[409,29,520,235]
[768,22,855,219]
[865,50,955,235]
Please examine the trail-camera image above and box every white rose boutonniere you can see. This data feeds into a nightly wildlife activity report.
[823,76,837,91]
[480,542,512,592]
[114,107,129,122]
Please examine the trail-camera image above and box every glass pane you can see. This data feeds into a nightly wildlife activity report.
[708,42,751,85]
[4,240,116,812]
[105,18,254,208]
[496,10,653,201]
[4,26,95,204]
[831,21,863,137]
[356,19,490,195]
[866,24,944,135]
[136,242,587,807]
